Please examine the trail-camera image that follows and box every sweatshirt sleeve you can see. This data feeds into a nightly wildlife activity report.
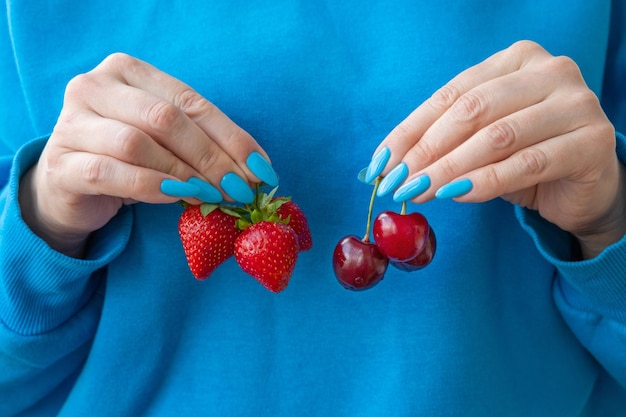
[0,139,134,415]
[515,131,626,389]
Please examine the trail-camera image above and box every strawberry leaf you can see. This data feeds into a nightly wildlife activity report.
[219,207,244,218]
[236,218,251,230]
[200,203,219,217]
[251,209,264,224]
[258,192,272,210]
[267,199,288,213]
[266,186,279,201]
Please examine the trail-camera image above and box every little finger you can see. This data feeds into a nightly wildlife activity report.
[54,151,198,205]
[435,130,593,205]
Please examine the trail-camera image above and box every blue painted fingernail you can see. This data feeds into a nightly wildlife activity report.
[220,173,254,204]
[365,147,391,183]
[357,167,373,184]
[246,151,279,187]
[393,174,431,202]
[160,179,200,198]
[435,178,473,199]
[377,162,409,197]
[187,177,223,203]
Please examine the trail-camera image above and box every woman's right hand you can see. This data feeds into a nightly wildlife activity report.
[18,53,276,257]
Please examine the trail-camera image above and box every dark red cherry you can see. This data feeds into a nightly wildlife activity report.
[333,235,389,291]
[392,226,437,271]
[373,211,429,262]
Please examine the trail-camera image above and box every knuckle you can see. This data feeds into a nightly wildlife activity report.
[569,89,600,111]
[481,164,505,191]
[429,83,464,112]
[125,170,140,194]
[113,126,145,159]
[195,148,221,174]
[164,159,189,180]
[483,119,518,151]
[64,73,98,102]
[174,88,213,117]
[224,127,250,146]
[586,121,616,156]
[596,122,616,147]
[516,148,548,176]
[406,140,438,166]
[509,40,543,56]
[100,52,136,72]
[543,55,581,79]
[437,157,460,178]
[143,100,180,132]
[450,91,486,124]
[40,149,60,174]
[81,156,106,185]
[55,109,82,128]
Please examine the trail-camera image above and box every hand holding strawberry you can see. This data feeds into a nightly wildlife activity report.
[178,186,311,293]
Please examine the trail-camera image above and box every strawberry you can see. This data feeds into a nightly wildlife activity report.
[234,221,299,292]
[276,200,312,252]
[176,185,311,292]
[178,203,240,280]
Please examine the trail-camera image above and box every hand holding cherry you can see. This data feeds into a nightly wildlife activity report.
[332,177,436,291]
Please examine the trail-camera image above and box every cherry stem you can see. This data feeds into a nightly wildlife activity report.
[401,201,407,215]
[363,177,381,242]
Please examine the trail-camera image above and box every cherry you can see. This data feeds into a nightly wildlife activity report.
[392,226,437,271]
[332,177,388,291]
[333,236,388,290]
[373,210,429,262]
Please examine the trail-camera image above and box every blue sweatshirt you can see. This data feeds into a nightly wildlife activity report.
[1,1,626,416]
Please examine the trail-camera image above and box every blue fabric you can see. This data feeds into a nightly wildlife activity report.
[1,1,625,416]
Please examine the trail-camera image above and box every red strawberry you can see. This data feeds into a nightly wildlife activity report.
[276,200,312,251]
[178,204,240,280]
[234,221,299,292]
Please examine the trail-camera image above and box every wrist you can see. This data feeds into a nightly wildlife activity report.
[575,163,626,259]
[18,167,89,258]
[576,227,626,259]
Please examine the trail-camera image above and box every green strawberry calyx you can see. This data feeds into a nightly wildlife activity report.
[181,185,292,231]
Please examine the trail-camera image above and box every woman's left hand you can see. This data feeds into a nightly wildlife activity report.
[368,40,625,259]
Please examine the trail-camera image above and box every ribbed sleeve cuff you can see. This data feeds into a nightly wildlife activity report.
[0,138,133,335]
[515,132,626,322]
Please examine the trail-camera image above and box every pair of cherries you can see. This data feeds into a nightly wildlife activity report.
[332,178,437,291]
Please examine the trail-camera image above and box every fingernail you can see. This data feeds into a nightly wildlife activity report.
[160,179,200,198]
[365,146,391,183]
[357,167,373,184]
[377,162,409,197]
[393,174,431,202]
[435,178,473,199]
[220,173,254,204]
[246,151,279,187]
[187,177,223,203]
